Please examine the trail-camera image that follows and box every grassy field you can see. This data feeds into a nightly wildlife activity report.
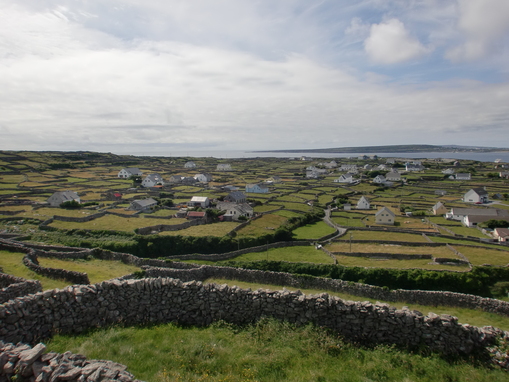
[330,216,365,227]
[46,318,509,382]
[0,250,69,290]
[333,255,469,271]
[326,242,457,257]
[292,221,337,240]
[38,257,141,284]
[455,246,509,266]
[158,222,239,237]
[49,215,188,232]
[236,214,288,238]
[337,230,429,242]
[227,246,334,264]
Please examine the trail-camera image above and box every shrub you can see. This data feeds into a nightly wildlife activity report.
[60,200,82,209]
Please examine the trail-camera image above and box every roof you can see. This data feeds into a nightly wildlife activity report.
[190,196,209,202]
[188,211,206,217]
[468,187,488,196]
[144,174,164,182]
[495,228,509,237]
[49,191,79,202]
[376,207,395,216]
[121,167,141,174]
[227,191,246,200]
[132,198,157,207]
[451,208,509,217]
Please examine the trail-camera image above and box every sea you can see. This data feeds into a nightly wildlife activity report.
[128,150,509,163]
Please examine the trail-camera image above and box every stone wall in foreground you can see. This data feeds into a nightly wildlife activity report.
[0,341,139,382]
[0,278,503,356]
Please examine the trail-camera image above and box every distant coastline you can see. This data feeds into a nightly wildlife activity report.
[255,144,509,154]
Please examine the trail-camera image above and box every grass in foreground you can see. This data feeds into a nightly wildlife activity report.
[46,318,509,382]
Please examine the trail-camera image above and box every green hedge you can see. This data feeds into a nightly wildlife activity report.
[217,260,509,297]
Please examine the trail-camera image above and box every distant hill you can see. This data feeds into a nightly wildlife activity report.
[257,144,509,154]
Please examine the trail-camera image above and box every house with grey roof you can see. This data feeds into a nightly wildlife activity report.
[385,170,401,182]
[47,191,81,207]
[224,191,247,203]
[463,188,489,204]
[217,202,254,221]
[194,173,213,183]
[184,161,196,169]
[118,168,143,178]
[446,207,509,221]
[141,174,164,188]
[454,173,471,181]
[494,228,509,242]
[216,163,232,171]
[356,196,370,210]
[128,198,158,211]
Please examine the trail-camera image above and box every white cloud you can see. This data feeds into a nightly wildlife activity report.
[364,18,432,64]
[446,0,509,62]
[0,1,508,152]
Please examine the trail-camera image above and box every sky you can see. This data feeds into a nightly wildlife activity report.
[1,0,509,154]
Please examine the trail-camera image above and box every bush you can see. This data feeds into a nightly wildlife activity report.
[60,200,81,209]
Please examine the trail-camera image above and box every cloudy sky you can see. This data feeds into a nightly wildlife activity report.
[1,0,508,154]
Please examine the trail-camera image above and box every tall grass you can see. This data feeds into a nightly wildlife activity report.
[46,318,509,382]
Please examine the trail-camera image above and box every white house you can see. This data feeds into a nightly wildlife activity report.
[246,183,269,193]
[372,175,386,184]
[446,207,509,221]
[217,202,253,221]
[463,188,489,204]
[194,173,213,183]
[118,168,143,178]
[462,215,509,228]
[188,196,210,208]
[339,164,358,172]
[47,191,80,207]
[442,168,455,175]
[405,163,424,171]
[184,161,196,169]
[375,207,395,225]
[216,163,232,171]
[494,228,509,242]
[334,173,355,184]
[128,198,158,211]
[356,196,370,210]
[141,174,164,188]
[454,173,471,181]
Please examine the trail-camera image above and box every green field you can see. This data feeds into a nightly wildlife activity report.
[292,221,336,240]
[228,246,334,264]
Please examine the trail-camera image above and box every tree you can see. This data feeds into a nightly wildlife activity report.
[481,219,509,229]
[129,175,142,187]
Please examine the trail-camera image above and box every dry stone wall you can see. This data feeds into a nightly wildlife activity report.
[0,274,42,304]
[141,264,509,317]
[0,341,140,382]
[0,278,503,356]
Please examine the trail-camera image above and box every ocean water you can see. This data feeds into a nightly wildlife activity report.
[128,149,509,163]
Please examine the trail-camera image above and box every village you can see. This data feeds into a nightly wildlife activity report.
[3,150,509,381]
